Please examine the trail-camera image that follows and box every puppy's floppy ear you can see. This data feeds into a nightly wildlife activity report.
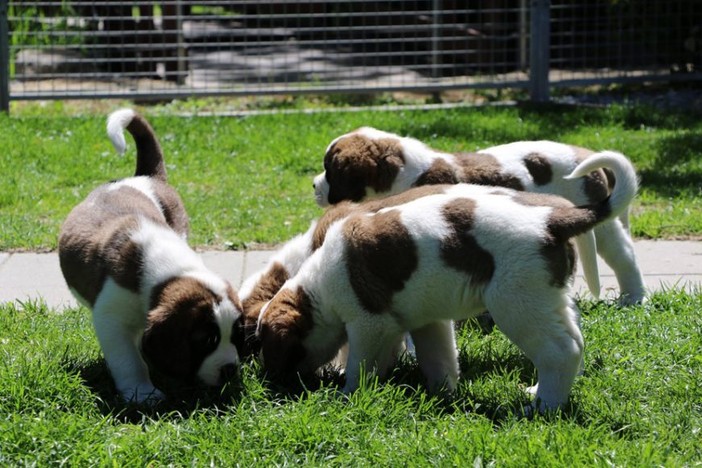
[257,287,313,376]
[142,305,197,379]
[142,277,219,379]
[258,321,306,377]
[371,138,404,192]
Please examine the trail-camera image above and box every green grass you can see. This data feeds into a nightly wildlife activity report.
[1,289,700,465]
[2,102,702,251]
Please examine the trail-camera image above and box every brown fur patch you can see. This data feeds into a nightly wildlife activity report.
[571,145,611,203]
[150,180,189,236]
[128,114,168,181]
[59,183,184,305]
[546,204,609,243]
[240,261,289,356]
[142,277,222,379]
[440,198,495,284]
[504,191,589,287]
[242,262,289,322]
[324,134,405,203]
[414,158,459,186]
[540,241,578,288]
[454,152,525,190]
[581,169,610,204]
[523,152,553,185]
[342,210,418,313]
[258,286,314,375]
[537,190,610,287]
[312,202,360,251]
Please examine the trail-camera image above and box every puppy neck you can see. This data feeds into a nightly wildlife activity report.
[393,135,454,192]
[131,218,210,301]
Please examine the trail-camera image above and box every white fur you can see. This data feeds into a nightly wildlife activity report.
[63,108,242,403]
[98,218,242,399]
[92,278,164,402]
[108,177,164,219]
[314,130,645,305]
[261,154,638,411]
[106,108,136,155]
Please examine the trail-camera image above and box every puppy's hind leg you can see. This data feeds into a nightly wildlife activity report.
[410,320,459,393]
[487,293,583,412]
[595,220,646,305]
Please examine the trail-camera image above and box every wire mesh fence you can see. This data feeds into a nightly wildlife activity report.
[2,0,702,109]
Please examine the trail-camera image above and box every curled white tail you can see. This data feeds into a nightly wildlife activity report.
[106,108,137,155]
[565,150,638,219]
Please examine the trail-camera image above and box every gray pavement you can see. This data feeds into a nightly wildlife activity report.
[1,240,700,309]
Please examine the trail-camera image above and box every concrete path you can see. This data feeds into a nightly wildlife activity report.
[1,240,700,309]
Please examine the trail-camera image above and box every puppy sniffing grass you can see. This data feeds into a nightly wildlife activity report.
[259,151,638,412]
[59,109,245,404]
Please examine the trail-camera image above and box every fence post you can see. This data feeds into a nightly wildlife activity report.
[529,0,550,102]
[0,0,9,113]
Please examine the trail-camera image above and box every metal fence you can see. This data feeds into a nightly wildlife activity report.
[2,0,702,111]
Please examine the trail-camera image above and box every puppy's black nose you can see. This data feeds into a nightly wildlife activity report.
[219,363,239,382]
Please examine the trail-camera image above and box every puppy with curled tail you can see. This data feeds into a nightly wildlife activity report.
[59,109,246,404]
[313,128,646,305]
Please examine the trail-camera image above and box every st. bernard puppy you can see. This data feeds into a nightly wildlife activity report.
[239,190,437,356]
[259,151,638,412]
[59,109,245,403]
[312,127,645,305]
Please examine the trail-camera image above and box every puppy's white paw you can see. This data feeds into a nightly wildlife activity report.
[525,384,538,397]
[120,383,165,405]
[619,292,647,307]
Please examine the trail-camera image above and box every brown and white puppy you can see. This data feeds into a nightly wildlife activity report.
[239,188,450,357]
[59,109,245,403]
[312,127,645,305]
[259,151,638,412]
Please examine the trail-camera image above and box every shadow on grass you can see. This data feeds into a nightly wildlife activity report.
[403,102,699,142]
[399,103,702,199]
[66,358,246,423]
[639,131,702,198]
[65,316,586,425]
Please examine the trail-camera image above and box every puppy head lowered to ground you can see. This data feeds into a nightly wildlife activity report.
[261,151,638,412]
[59,109,245,404]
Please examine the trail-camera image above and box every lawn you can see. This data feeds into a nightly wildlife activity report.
[1,290,700,465]
[1,100,701,465]
[1,102,701,251]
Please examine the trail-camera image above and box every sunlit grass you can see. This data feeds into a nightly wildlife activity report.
[1,290,700,465]
[1,103,701,251]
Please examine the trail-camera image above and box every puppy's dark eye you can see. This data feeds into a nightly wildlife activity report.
[231,318,245,346]
[191,323,220,353]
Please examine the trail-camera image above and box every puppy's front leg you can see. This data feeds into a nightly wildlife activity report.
[410,320,459,393]
[92,292,163,403]
[341,321,401,394]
